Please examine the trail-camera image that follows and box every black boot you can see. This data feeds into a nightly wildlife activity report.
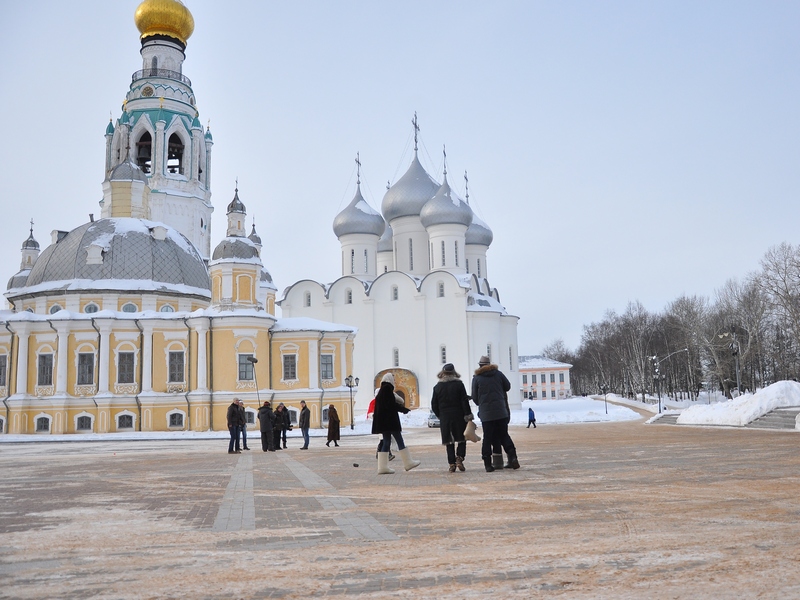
[504,451,520,470]
[483,457,495,472]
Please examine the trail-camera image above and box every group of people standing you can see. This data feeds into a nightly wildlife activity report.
[371,356,520,474]
[228,398,342,453]
[227,355,521,475]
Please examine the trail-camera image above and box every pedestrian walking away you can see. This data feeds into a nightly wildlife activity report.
[226,398,241,454]
[471,356,520,472]
[257,400,276,451]
[528,407,537,428]
[326,405,340,447]
[370,389,394,460]
[299,400,311,449]
[431,363,472,473]
[372,372,420,474]
[237,398,250,450]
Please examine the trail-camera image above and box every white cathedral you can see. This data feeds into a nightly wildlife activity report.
[280,128,520,412]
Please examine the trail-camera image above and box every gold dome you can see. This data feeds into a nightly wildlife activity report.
[134,0,195,46]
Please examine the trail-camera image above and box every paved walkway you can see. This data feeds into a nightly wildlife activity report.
[1,421,799,598]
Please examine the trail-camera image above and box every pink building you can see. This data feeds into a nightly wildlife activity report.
[519,356,572,400]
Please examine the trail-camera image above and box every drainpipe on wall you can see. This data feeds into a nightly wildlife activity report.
[208,316,213,431]
[318,332,325,428]
[88,319,102,432]
[133,319,144,431]
[182,317,192,431]
[2,322,15,434]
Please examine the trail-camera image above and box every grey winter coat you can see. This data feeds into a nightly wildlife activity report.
[471,364,511,423]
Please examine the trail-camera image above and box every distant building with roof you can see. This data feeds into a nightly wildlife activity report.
[0,0,356,435]
[518,355,572,401]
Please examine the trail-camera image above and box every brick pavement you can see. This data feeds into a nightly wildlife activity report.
[1,422,799,598]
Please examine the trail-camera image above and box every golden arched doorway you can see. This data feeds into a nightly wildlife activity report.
[374,368,419,409]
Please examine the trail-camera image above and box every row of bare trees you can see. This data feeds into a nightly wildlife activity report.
[543,242,800,400]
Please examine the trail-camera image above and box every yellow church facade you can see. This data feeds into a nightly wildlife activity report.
[1,0,359,436]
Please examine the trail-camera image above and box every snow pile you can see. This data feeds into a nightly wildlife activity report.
[516,398,640,424]
[677,380,800,427]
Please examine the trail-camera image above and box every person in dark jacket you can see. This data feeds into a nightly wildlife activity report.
[226,399,241,454]
[326,405,340,447]
[273,403,289,450]
[257,401,275,452]
[471,356,520,472]
[431,363,473,472]
[237,398,251,450]
[372,372,420,474]
[298,400,311,449]
[281,403,291,448]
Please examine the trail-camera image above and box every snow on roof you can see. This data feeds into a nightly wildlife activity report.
[677,380,800,427]
[272,317,357,334]
[519,355,573,369]
[6,278,211,298]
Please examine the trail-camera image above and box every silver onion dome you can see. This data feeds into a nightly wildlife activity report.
[420,175,473,228]
[248,224,262,245]
[466,212,494,246]
[23,218,210,293]
[380,153,440,223]
[227,187,245,214]
[333,185,385,238]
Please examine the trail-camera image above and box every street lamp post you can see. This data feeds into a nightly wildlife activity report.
[246,356,260,404]
[651,348,689,413]
[345,375,359,430]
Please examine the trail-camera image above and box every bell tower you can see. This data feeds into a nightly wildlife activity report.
[104,0,214,260]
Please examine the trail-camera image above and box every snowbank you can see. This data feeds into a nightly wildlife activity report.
[677,380,800,427]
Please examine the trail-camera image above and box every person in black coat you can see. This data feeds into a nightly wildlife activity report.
[431,363,473,472]
[237,399,251,451]
[273,403,290,450]
[226,399,241,454]
[257,401,275,452]
[372,372,420,474]
[326,405,340,447]
[471,356,520,472]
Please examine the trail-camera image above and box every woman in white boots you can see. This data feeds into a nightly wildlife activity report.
[372,373,420,474]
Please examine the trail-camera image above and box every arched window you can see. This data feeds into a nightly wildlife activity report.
[364,249,368,273]
[441,241,446,267]
[437,282,444,298]
[84,303,99,314]
[167,133,184,175]
[454,241,459,267]
[350,249,355,274]
[345,289,352,304]
[49,305,62,314]
[440,345,447,364]
[160,305,175,312]
[409,239,414,270]
[121,303,137,313]
[304,291,312,308]
[391,286,398,301]
[36,416,51,433]
[150,56,158,75]
[477,259,481,278]
[393,348,400,367]
[136,131,152,173]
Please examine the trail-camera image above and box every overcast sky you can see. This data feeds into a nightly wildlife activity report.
[1,1,798,353]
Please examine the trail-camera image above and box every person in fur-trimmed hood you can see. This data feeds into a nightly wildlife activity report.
[431,363,473,472]
[471,356,520,472]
